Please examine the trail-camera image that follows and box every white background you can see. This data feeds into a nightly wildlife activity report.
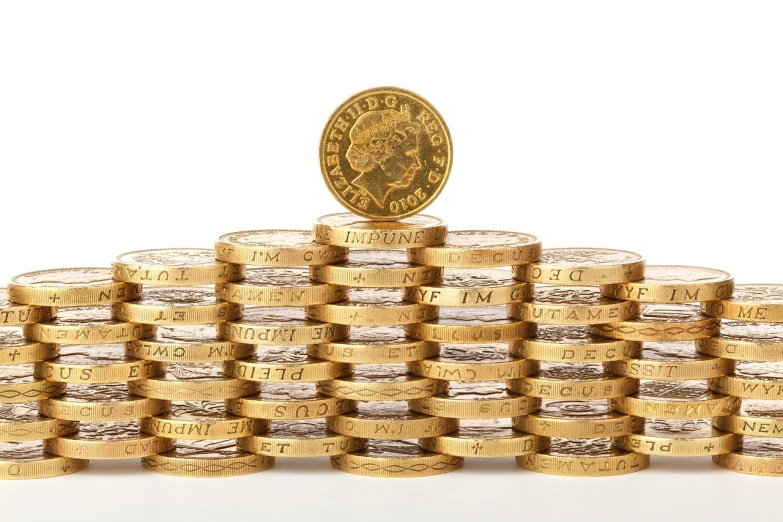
[1,1,782,521]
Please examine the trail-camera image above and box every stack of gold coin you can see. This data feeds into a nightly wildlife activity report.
[3,268,153,478]
[697,285,783,475]
[510,249,650,476]
[215,231,364,466]
[308,213,467,477]
[400,231,548,464]
[589,266,739,463]
[108,249,271,478]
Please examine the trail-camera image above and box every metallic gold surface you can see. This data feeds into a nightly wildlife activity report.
[0,441,87,479]
[613,419,740,456]
[34,344,164,383]
[112,286,242,325]
[509,363,638,400]
[409,231,541,268]
[326,401,458,439]
[330,439,463,478]
[39,382,170,422]
[112,248,243,286]
[517,438,649,477]
[215,230,348,267]
[8,268,141,306]
[405,269,532,307]
[310,249,442,288]
[0,289,55,326]
[406,307,535,344]
[589,303,720,342]
[140,401,269,440]
[513,248,644,286]
[239,419,367,457]
[129,363,260,401]
[142,439,274,477]
[605,341,733,381]
[306,288,438,326]
[216,267,347,306]
[697,321,783,361]
[0,329,58,365]
[314,213,447,248]
[714,400,783,437]
[421,418,549,457]
[223,345,352,382]
[509,286,639,325]
[610,380,740,419]
[713,437,783,476]
[0,365,65,404]
[709,362,783,399]
[601,265,734,303]
[24,305,155,345]
[0,402,78,441]
[514,400,642,439]
[701,284,783,322]
[319,87,452,220]
[125,324,253,363]
[226,383,357,420]
[219,307,348,345]
[409,381,541,419]
[45,420,175,459]
[318,364,447,401]
[515,325,641,363]
[407,343,538,381]
[308,325,439,364]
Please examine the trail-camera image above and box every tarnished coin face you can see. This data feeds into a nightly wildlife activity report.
[320,87,452,220]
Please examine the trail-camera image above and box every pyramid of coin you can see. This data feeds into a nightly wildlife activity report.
[3,86,783,479]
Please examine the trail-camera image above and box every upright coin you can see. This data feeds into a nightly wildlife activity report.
[215,230,348,266]
[601,265,734,303]
[513,248,644,286]
[319,87,452,220]
[0,289,55,326]
[8,268,141,307]
[701,284,783,322]
[112,248,243,286]
[314,213,447,249]
[409,231,541,268]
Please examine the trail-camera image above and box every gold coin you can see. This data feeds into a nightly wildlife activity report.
[409,231,542,268]
[515,325,641,363]
[613,419,739,456]
[714,437,783,476]
[409,381,541,419]
[697,321,783,361]
[0,289,55,326]
[319,87,452,220]
[310,249,442,288]
[514,400,642,439]
[421,418,549,458]
[45,420,175,459]
[219,307,348,346]
[589,303,720,342]
[0,402,78,442]
[713,400,783,437]
[702,284,783,322]
[508,362,638,400]
[38,383,170,422]
[0,441,87,479]
[406,307,535,344]
[112,286,242,325]
[140,401,269,440]
[141,439,273,477]
[215,230,348,267]
[24,305,155,345]
[226,383,357,420]
[709,362,783,400]
[405,269,532,307]
[34,344,164,383]
[517,438,648,477]
[610,380,740,419]
[314,213,447,248]
[318,364,447,401]
[326,401,458,439]
[223,345,352,382]
[307,325,440,364]
[129,363,260,401]
[238,419,367,457]
[0,365,65,404]
[112,248,243,286]
[513,248,644,286]
[8,268,141,307]
[509,286,639,325]
[216,267,347,306]
[605,341,733,381]
[407,343,538,381]
[601,265,734,303]
[125,324,253,363]
[306,288,438,326]
[0,329,58,365]
[330,439,463,478]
